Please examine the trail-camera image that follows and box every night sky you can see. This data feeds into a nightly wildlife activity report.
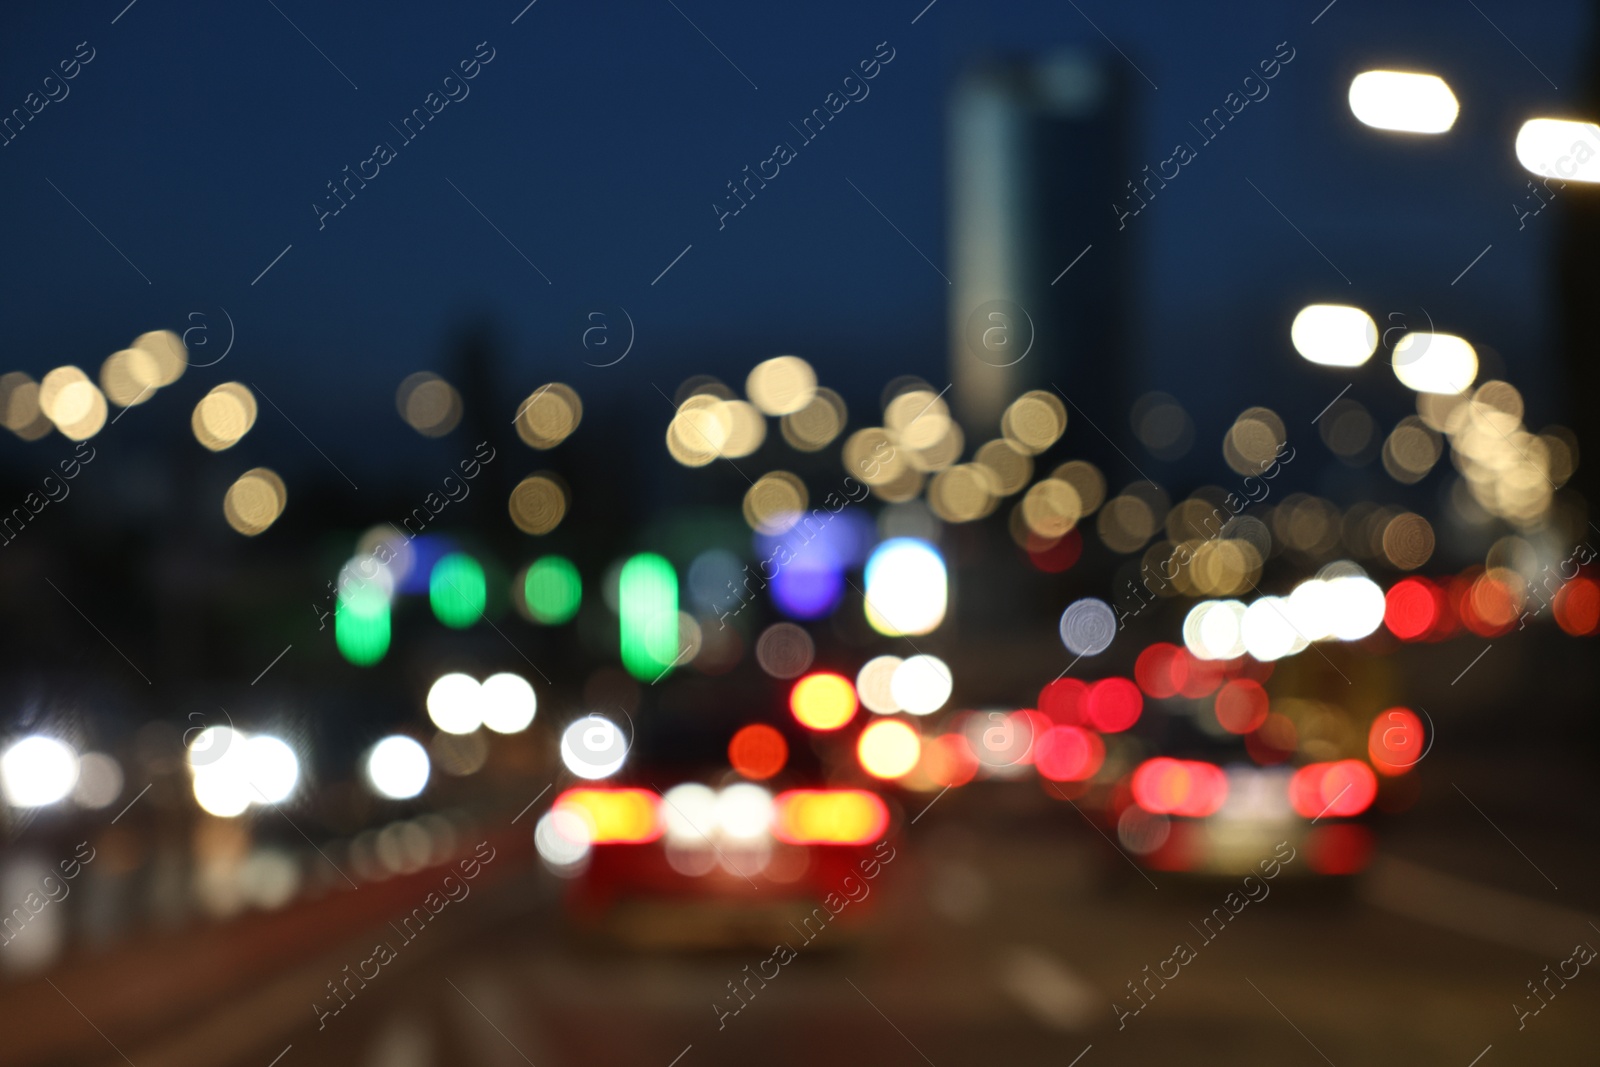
[0,0,1589,491]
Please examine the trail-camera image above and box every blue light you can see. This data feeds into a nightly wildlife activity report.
[771,557,845,619]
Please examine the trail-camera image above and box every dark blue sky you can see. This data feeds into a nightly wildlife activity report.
[0,0,1589,490]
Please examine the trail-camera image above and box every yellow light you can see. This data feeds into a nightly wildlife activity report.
[99,349,161,407]
[1348,71,1458,133]
[515,383,583,448]
[0,372,52,440]
[1052,461,1105,515]
[927,464,995,523]
[1515,118,1600,182]
[973,439,1032,496]
[857,719,922,780]
[666,394,732,466]
[192,383,258,451]
[224,468,287,536]
[772,789,888,844]
[742,471,807,534]
[1021,479,1083,539]
[790,672,858,731]
[746,355,817,415]
[396,372,462,437]
[508,473,568,535]
[1001,390,1067,455]
[39,367,108,441]
[1291,304,1377,367]
[781,387,847,451]
[132,330,187,387]
[553,788,662,843]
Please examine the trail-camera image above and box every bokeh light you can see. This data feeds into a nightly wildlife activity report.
[1085,677,1142,732]
[1384,577,1441,640]
[754,623,815,679]
[397,372,463,437]
[191,383,257,451]
[1348,71,1458,133]
[1214,679,1270,734]
[553,788,661,843]
[481,672,537,734]
[430,553,487,628]
[1033,726,1104,782]
[1059,598,1117,656]
[728,724,788,780]
[1554,576,1600,636]
[864,538,947,636]
[71,752,123,809]
[890,655,953,716]
[857,719,922,780]
[514,383,582,448]
[856,655,904,714]
[1131,758,1228,817]
[746,355,817,416]
[560,714,629,779]
[336,580,391,666]
[1393,332,1477,395]
[790,672,858,730]
[508,474,568,535]
[772,789,888,845]
[1515,118,1600,181]
[1368,708,1426,775]
[40,366,108,440]
[619,553,679,681]
[1,736,79,808]
[1291,304,1377,367]
[223,468,287,536]
[366,735,431,800]
[524,555,582,624]
[1289,760,1377,819]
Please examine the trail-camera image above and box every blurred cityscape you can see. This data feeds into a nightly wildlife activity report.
[2,2,1599,1065]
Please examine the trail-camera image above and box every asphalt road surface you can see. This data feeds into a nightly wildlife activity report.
[69,748,1600,1067]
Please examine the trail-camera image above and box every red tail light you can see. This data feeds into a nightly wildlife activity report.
[1288,760,1377,819]
[772,789,889,845]
[1130,758,1228,817]
[553,788,662,843]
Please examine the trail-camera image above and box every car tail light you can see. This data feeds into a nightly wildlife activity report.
[1287,760,1377,819]
[772,789,888,845]
[552,788,663,843]
[1130,758,1228,818]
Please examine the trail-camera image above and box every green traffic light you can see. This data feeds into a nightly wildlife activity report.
[336,582,390,665]
[430,552,486,629]
[619,552,678,681]
[525,555,582,624]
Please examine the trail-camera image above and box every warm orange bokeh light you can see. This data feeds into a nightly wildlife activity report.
[1367,707,1425,775]
[920,732,979,787]
[772,789,889,844]
[857,719,921,780]
[728,723,788,780]
[552,788,662,843]
[1134,643,1184,698]
[1214,679,1269,734]
[790,672,858,730]
[1554,576,1600,636]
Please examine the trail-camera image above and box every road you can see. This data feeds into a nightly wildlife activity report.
[54,748,1599,1067]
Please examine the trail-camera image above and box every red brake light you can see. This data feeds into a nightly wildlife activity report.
[772,789,888,845]
[553,788,662,843]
